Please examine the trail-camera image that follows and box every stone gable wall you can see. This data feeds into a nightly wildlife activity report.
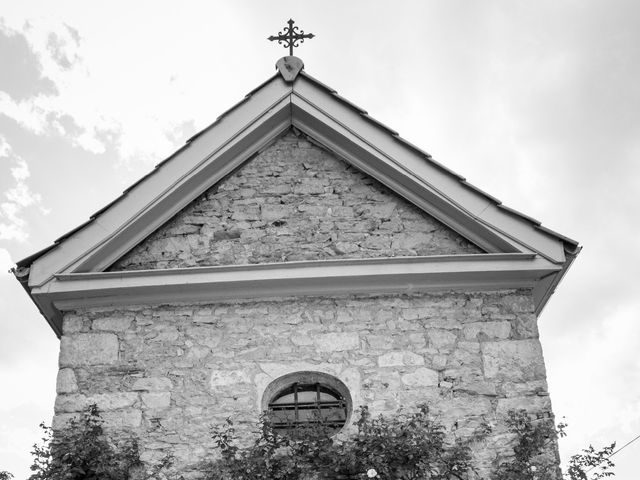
[109,132,482,271]
[54,288,555,478]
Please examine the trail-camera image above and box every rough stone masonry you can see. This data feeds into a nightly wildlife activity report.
[54,131,557,478]
[109,131,481,271]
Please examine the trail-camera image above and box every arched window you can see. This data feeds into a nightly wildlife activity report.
[262,372,352,433]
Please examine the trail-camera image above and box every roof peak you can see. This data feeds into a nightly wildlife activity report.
[276,56,304,82]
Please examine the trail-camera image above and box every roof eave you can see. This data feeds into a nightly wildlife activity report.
[15,65,581,337]
[533,244,582,316]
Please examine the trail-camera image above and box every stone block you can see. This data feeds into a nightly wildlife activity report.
[500,380,549,397]
[401,307,434,320]
[453,381,497,396]
[367,335,394,350]
[331,206,354,217]
[185,326,222,349]
[434,396,493,421]
[462,321,511,341]
[59,334,119,366]
[427,329,458,349]
[147,326,180,342]
[55,392,139,413]
[513,314,539,339]
[297,205,327,216]
[293,181,325,195]
[501,294,535,313]
[314,332,360,352]
[263,184,291,195]
[377,351,425,367]
[444,341,482,377]
[340,367,362,399]
[186,346,211,360]
[290,333,314,346]
[101,408,142,428]
[482,340,546,382]
[192,312,218,327]
[496,396,552,415]
[260,204,292,221]
[132,377,173,391]
[401,368,439,387]
[142,392,171,409]
[210,370,251,387]
[92,316,133,332]
[231,207,260,221]
[391,232,432,251]
[432,354,448,370]
[51,412,79,430]
[56,368,78,394]
[333,242,360,254]
[366,203,396,219]
[62,315,84,334]
[258,362,343,379]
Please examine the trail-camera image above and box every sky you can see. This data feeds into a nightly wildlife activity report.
[1,0,639,478]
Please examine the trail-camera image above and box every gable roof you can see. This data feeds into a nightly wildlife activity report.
[14,56,580,337]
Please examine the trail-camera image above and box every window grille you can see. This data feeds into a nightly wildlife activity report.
[267,382,347,430]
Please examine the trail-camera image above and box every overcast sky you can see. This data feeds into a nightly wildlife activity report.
[1,1,639,478]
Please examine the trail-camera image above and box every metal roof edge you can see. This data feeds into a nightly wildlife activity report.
[535,245,582,316]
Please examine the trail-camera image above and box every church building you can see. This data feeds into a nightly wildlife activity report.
[14,32,580,478]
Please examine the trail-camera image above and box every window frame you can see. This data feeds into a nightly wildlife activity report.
[261,371,353,433]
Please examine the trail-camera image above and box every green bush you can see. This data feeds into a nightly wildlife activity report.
[204,407,616,480]
[203,404,488,480]
[493,410,616,480]
[23,405,616,480]
[28,404,141,480]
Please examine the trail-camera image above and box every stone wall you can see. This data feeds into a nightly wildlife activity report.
[54,288,554,478]
[109,131,482,271]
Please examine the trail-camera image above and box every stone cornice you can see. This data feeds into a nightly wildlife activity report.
[30,254,559,337]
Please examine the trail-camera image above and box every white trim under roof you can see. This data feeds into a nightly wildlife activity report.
[29,253,560,336]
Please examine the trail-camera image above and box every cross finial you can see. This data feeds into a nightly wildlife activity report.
[268,19,315,56]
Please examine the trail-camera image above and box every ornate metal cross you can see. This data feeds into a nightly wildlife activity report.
[268,19,315,56]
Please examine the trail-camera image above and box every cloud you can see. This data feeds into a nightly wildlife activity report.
[0,18,200,167]
[46,22,82,71]
[0,22,57,101]
[0,136,48,242]
[0,19,108,149]
[64,23,81,45]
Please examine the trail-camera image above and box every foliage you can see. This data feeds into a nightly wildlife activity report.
[28,404,141,480]
[564,443,616,480]
[493,410,616,480]
[0,472,14,480]
[22,405,617,480]
[493,410,561,480]
[204,404,488,480]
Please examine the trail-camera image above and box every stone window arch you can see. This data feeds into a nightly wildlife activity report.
[261,371,352,433]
